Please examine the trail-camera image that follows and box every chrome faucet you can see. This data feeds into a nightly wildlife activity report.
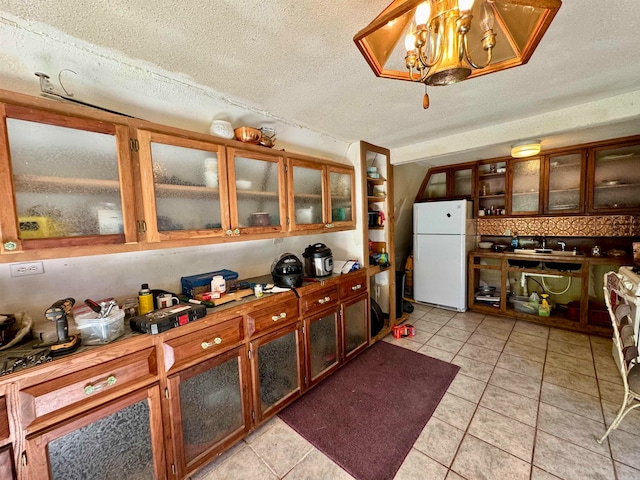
[558,241,567,251]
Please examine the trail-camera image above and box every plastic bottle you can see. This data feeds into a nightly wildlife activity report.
[511,233,519,249]
[538,293,551,317]
[138,283,154,315]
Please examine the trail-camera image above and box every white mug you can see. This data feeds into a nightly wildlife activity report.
[157,294,179,309]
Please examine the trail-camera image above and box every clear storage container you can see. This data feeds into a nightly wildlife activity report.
[74,308,125,345]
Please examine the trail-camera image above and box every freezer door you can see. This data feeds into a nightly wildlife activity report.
[413,234,467,311]
[413,200,470,235]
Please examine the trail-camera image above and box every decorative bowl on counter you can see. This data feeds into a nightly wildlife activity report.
[234,127,261,144]
[478,241,493,249]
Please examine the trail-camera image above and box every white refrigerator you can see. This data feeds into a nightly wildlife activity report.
[413,200,475,311]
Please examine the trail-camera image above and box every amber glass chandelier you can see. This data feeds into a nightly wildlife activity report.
[354,0,561,109]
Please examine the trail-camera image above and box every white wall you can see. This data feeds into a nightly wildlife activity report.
[393,163,429,268]
[0,16,364,322]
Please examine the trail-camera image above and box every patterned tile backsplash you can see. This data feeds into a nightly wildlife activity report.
[477,215,640,237]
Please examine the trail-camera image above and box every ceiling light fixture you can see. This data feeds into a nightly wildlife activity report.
[511,140,541,158]
[354,0,562,109]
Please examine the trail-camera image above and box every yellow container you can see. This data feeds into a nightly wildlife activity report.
[18,216,65,239]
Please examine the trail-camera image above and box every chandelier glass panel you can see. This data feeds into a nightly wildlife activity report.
[354,0,561,108]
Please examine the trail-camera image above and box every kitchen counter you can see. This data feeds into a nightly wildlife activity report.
[0,270,355,378]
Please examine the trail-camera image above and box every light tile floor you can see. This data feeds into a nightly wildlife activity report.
[191,303,640,480]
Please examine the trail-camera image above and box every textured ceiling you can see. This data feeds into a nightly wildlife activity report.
[2,1,640,165]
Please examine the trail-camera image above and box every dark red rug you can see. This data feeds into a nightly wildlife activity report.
[278,341,460,480]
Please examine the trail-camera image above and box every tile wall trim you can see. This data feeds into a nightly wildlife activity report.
[477,215,640,237]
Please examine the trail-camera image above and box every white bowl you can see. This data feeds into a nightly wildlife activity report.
[478,241,494,249]
[236,180,252,190]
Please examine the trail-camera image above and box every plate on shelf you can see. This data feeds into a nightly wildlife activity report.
[600,180,624,186]
[601,153,634,161]
[549,204,579,210]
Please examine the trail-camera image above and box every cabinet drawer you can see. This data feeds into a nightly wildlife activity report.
[163,317,243,374]
[339,271,367,300]
[19,347,157,431]
[299,285,339,317]
[247,297,299,338]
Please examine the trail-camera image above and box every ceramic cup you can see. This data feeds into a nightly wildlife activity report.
[157,294,179,309]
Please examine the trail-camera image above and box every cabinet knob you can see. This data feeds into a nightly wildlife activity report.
[318,296,331,304]
[271,312,287,321]
[84,375,117,395]
[3,241,17,251]
[324,223,334,229]
[201,337,222,349]
[233,228,240,235]
[226,229,233,236]
[351,284,362,291]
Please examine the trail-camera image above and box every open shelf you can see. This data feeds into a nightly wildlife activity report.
[14,175,121,195]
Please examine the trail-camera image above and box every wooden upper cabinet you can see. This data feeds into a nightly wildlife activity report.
[417,164,475,202]
[137,129,230,242]
[509,157,541,215]
[227,147,287,236]
[287,154,355,232]
[588,140,640,213]
[477,160,507,216]
[0,103,136,255]
[542,150,586,214]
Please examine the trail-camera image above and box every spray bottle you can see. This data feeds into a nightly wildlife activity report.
[538,293,551,317]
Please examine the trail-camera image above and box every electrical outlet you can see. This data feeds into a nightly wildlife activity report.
[9,261,45,277]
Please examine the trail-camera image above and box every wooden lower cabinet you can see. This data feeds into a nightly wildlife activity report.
[3,272,371,479]
[165,346,250,478]
[249,322,305,426]
[24,385,166,479]
[304,306,341,387]
[342,294,369,362]
[0,444,16,480]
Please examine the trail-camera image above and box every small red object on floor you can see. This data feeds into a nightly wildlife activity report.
[392,324,415,339]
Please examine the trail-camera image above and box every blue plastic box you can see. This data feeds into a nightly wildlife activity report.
[181,269,239,297]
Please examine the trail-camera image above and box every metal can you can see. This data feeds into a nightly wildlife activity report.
[254,284,263,298]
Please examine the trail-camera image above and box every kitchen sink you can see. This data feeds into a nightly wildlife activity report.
[513,248,581,256]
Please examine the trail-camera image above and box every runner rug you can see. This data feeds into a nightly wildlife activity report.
[278,341,460,480]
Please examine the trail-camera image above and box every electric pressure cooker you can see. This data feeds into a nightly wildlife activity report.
[271,253,304,288]
[302,243,333,277]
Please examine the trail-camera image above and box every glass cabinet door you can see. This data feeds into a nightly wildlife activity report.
[251,323,303,424]
[167,347,248,476]
[452,166,475,198]
[510,158,541,214]
[137,130,228,242]
[342,296,368,362]
[419,170,447,200]
[0,104,135,252]
[590,142,640,212]
[328,166,355,226]
[545,151,585,213]
[26,386,165,480]
[306,309,340,386]
[288,158,325,230]
[227,148,286,235]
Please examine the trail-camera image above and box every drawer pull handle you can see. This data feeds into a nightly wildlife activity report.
[351,284,362,291]
[201,337,222,349]
[226,229,233,236]
[318,296,331,304]
[84,375,117,395]
[272,312,287,321]
[233,228,240,235]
